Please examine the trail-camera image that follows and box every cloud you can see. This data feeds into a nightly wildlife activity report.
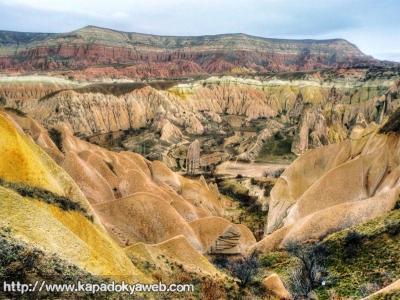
[110,12,129,20]
[0,0,364,34]
[0,0,399,61]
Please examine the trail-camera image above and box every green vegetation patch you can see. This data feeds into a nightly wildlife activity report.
[314,209,400,299]
[256,134,296,163]
[261,209,400,299]
[217,178,266,240]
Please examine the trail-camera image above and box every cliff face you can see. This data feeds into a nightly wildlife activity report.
[0,26,377,78]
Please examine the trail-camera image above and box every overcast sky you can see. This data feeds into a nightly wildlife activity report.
[0,0,399,61]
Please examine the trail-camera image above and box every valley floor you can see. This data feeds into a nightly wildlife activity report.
[215,161,288,178]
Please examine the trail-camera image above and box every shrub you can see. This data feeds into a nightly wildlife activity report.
[228,252,260,287]
[284,241,327,297]
[384,219,400,236]
[344,231,364,258]
[211,255,229,269]
[259,253,280,268]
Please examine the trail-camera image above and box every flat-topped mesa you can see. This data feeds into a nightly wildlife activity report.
[0,26,381,78]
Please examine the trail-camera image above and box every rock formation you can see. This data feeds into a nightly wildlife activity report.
[237,119,285,161]
[190,217,241,254]
[252,116,400,253]
[1,26,399,299]
[125,235,220,277]
[186,139,201,175]
[0,110,146,280]
[160,120,183,143]
[4,109,256,256]
[262,273,292,300]
[0,26,382,79]
[2,71,397,170]
[291,105,329,154]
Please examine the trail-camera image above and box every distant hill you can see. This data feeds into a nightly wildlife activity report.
[0,25,391,78]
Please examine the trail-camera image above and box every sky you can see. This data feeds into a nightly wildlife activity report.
[0,0,399,62]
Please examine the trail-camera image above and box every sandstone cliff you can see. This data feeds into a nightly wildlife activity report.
[0,26,380,79]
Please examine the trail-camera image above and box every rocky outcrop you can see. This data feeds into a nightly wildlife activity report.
[186,115,204,135]
[8,74,394,140]
[0,108,241,294]
[237,120,285,161]
[0,76,76,110]
[289,80,400,154]
[189,216,255,254]
[0,26,379,79]
[94,192,203,249]
[2,74,398,170]
[125,235,220,277]
[186,139,201,175]
[252,117,400,253]
[160,120,183,143]
[262,273,292,300]
[291,105,329,154]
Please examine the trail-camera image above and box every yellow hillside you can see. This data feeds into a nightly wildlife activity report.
[0,111,147,281]
[0,187,146,280]
[0,112,65,194]
[0,111,90,212]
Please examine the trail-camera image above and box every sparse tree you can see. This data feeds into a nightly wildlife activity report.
[228,252,259,287]
[284,241,327,297]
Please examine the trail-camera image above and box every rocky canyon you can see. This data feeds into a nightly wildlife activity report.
[0,26,399,300]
